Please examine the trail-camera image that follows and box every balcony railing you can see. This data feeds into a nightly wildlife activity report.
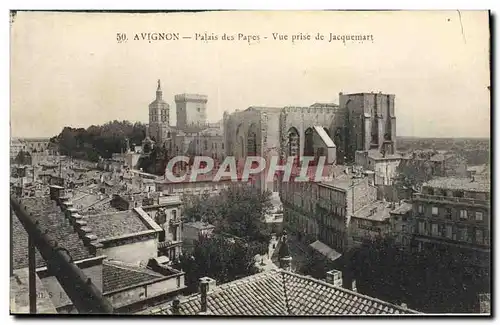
[413,193,489,207]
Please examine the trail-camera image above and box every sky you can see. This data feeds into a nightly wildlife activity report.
[10,10,490,138]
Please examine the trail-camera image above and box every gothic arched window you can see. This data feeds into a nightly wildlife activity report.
[304,128,314,157]
[247,124,259,156]
[287,127,300,157]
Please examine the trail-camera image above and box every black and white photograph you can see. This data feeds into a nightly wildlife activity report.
[8,10,491,316]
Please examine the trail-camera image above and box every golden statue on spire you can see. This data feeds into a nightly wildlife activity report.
[157,79,161,90]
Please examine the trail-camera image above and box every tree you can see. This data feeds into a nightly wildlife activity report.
[176,235,259,293]
[394,158,434,193]
[347,236,490,313]
[15,150,32,165]
[300,252,330,279]
[183,184,273,243]
[51,120,147,161]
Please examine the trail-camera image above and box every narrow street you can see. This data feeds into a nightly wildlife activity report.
[287,234,311,273]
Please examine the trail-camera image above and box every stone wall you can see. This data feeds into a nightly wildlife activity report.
[346,178,378,215]
[103,238,158,265]
[105,274,184,309]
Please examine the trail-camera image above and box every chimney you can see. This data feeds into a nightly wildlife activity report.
[199,278,210,314]
[70,213,83,229]
[172,297,181,315]
[77,226,92,238]
[325,270,343,287]
[90,242,104,255]
[198,277,216,293]
[83,233,98,245]
[400,303,408,309]
[278,230,292,271]
[65,207,78,226]
[351,279,357,292]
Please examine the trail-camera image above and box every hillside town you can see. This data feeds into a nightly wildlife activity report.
[10,80,491,315]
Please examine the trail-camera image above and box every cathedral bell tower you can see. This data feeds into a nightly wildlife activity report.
[148,79,170,145]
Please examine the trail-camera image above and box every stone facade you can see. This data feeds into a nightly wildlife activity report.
[175,94,208,128]
[355,150,406,185]
[281,173,378,253]
[412,177,490,268]
[389,202,414,249]
[339,92,396,162]
[223,92,396,192]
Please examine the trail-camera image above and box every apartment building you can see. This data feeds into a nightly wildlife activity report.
[412,176,490,268]
[281,166,378,254]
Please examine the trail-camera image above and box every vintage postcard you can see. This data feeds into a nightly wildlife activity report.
[9,10,491,316]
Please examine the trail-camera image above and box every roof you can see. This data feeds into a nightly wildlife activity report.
[142,269,419,315]
[390,202,413,215]
[310,102,339,108]
[71,192,106,210]
[353,201,392,222]
[310,240,342,261]
[12,196,94,270]
[244,106,283,113]
[174,93,208,102]
[103,260,164,293]
[159,169,237,184]
[319,169,367,191]
[313,126,335,148]
[83,199,120,215]
[83,210,151,240]
[424,177,490,193]
[149,97,169,107]
[467,165,488,174]
[367,150,404,160]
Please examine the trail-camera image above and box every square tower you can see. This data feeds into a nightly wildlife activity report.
[175,94,208,129]
[339,92,396,162]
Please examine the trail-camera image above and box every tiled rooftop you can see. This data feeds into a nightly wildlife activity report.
[84,210,150,240]
[12,196,94,270]
[103,260,164,293]
[390,202,413,215]
[353,201,393,222]
[72,192,106,210]
[425,177,490,193]
[84,199,120,215]
[141,269,419,315]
